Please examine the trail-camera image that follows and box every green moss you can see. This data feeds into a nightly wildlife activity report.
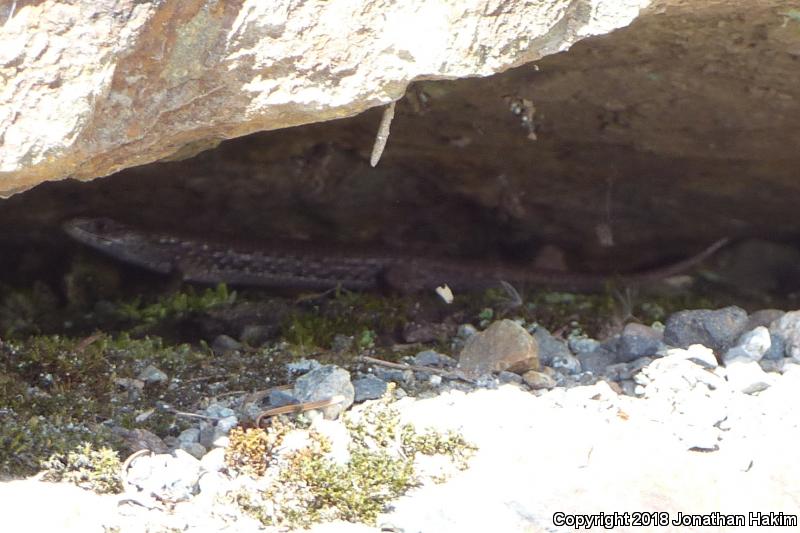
[0,282,60,338]
[40,442,123,494]
[276,447,416,526]
[345,390,405,450]
[0,411,116,478]
[235,428,417,528]
[225,423,290,478]
[112,283,235,326]
[348,388,476,472]
[401,426,477,471]
[0,333,212,476]
[280,291,410,354]
[63,254,123,311]
[477,286,720,338]
[281,310,348,351]
[232,390,476,528]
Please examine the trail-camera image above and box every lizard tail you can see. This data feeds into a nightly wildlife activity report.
[627,237,731,284]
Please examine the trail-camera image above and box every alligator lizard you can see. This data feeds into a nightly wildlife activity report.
[63,217,729,293]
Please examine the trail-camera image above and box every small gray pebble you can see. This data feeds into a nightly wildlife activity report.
[353,375,389,402]
[604,357,652,381]
[533,327,572,367]
[239,325,274,347]
[498,371,523,384]
[412,350,456,368]
[745,309,785,330]
[456,324,478,339]
[373,367,414,385]
[138,365,168,385]
[216,415,238,434]
[763,333,786,361]
[178,427,200,445]
[179,442,207,460]
[759,358,784,373]
[205,403,235,419]
[211,334,242,355]
[569,337,600,354]
[522,371,556,390]
[294,365,355,420]
[269,389,299,408]
[551,353,581,374]
[619,379,638,396]
[618,323,664,361]
[474,375,499,389]
[198,422,216,449]
[242,402,263,422]
[286,358,322,375]
[578,347,619,375]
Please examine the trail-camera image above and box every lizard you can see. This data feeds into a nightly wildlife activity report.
[63,217,730,293]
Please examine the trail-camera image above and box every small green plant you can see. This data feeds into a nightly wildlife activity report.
[280,292,410,353]
[357,329,377,350]
[231,390,476,529]
[401,426,477,471]
[0,333,206,476]
[40,442,123,494]
[0,412,109,478]
[225,425,286,478]
[276,447,416,526]
[114,283,235,325]
[478,307,494,323]
[0,282,60,338]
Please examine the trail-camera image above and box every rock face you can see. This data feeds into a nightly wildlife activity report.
[0,0,645,196]
[3,2,800,275]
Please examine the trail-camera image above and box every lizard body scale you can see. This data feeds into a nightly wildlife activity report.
[63,217,729,293]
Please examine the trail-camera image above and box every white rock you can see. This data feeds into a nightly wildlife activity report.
[0,480,117,533]
[200,447,227,474]
[276,429,313,458]
[197,471,230,498]
[212,436,230,448]
[725,358,772,394]
[677,344,719,369]
[723,326,771,364]
[1,1,644,194]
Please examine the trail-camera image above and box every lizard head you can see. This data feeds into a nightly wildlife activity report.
[63,217,134,245]
[63,217,174,274]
